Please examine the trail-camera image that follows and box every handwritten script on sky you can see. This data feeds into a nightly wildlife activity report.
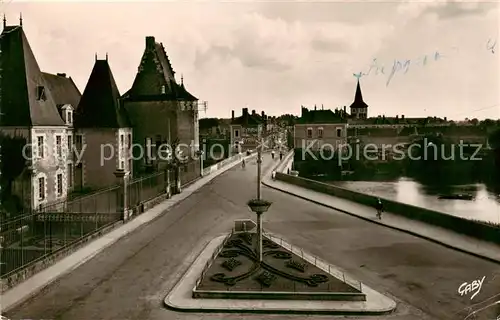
[355,37,496,87]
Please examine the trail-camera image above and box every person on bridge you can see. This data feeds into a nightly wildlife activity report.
[242,159,246,168]
[375,198,384,220]
[280,152,283,160]
[271,150,275,159]
[272,170,276,180]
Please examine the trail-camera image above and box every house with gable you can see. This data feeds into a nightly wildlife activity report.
[122,36,203,187]
[0,18,79,211]
[230,108,264,154]
[42,71,81,193]
[74,56,132,190]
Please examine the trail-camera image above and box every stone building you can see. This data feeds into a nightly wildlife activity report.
[293,106,348,151]
[230,108,265,154]
[0,19,80,211]
[74,56,132,190]
[122,36,203,185]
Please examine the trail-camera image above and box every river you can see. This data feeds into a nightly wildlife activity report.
[330,178,500,224]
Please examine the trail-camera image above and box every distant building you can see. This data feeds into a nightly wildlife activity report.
[349,80,368,120]
[74,57,132,190]
[0,20,80,211]
[294,106,348,151]
[122,36,204,184]
[230,108,266,153]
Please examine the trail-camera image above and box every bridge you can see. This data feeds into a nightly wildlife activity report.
[3,153,500,320]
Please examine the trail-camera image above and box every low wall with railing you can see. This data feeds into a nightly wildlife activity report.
[0,153,251,295]
[275,172,500,245]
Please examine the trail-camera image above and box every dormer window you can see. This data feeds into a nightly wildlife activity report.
[161,85,166,94]
[36,86,46,101]
[66,110,72,124]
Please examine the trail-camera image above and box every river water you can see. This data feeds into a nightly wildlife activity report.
[330,178,500,224]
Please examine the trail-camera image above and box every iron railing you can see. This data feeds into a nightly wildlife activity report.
[263,232,362,291]
[194,230,235,289]
[128,171,167,209]
[0,186,121,278]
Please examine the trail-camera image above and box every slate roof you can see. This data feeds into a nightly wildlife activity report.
[0,25,64,126]
[123,36,197,101]
[231,109,262,126]
[75,59,131,128]
[42,72,81,109]
[296,107,347,124]
[349,80,368,109]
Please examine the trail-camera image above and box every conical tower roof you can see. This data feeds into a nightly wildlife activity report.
[0,24,64,126]
[349,80,368,109]
[75,58,130,128]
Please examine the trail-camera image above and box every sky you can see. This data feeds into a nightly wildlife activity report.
[1,0,499,120]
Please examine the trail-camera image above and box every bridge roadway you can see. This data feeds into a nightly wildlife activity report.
[6,153,500,320]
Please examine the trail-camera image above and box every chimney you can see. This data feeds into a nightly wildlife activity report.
[444,117,447,121]
[243,108,248,115]
[57,73,67,77]
[343,106,346,115]
[231,110,235,120]
[261,111,265,118]
[252,110,256,115]
[401,115,405,120]
[146,36,155,49]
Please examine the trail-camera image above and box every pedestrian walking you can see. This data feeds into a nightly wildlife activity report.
[271,150,275,159]
[375,198,383,220]
[280,152,283,160]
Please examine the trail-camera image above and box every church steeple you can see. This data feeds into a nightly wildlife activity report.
[354,79,364,103]
[3,14,6,28]
[349,79,368,119]
[19,13,22,26]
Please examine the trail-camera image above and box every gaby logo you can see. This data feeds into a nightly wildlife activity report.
[458,276,486,300]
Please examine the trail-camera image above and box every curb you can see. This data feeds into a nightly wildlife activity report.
[261,178,500,265]
[1,154,255,313]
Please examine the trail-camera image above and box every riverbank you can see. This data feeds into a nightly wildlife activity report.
[275,172,500,245]
[327,179,500,225]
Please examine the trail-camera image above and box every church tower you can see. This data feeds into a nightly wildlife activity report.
[349,80,368,120]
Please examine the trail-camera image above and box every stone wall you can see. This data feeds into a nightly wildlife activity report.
[275,173,500,244]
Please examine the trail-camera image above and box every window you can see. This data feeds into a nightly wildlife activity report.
[307,128,313,139]
[67,135,72,155]
[56,135,62,158]
[235,129,239,138]
[127,134,132,149]
[36,86,46,101]
[318,127,324,138]
[120,134,124,147]
[57,173,63,196]
[67,164,73,187]
[161,85,166,94]
[38,177,45,200]
[67,110,72,124]
[336,128,342,137]
[129,159,133,173]
[37,136,44,158]
[120,161,124,169]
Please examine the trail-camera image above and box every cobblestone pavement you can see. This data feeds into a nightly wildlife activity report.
[5,154,500,320]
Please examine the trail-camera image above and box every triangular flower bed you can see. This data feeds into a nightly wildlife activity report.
[194,232,366,301]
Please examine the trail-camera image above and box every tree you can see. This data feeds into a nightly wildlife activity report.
[0,133,28,215]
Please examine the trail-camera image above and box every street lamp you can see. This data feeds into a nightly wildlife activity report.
[247,198,272,262]
[246,133,272,263]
